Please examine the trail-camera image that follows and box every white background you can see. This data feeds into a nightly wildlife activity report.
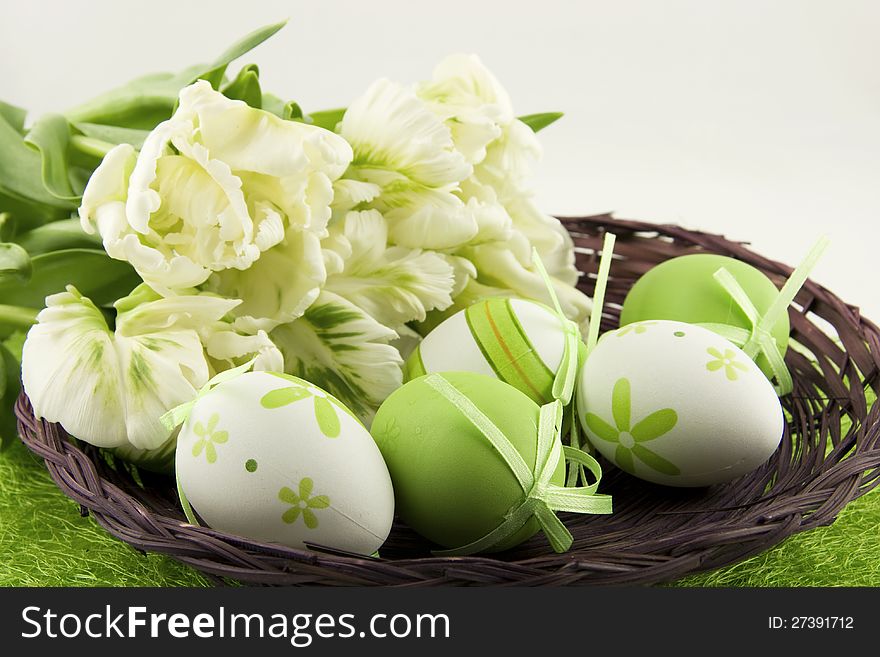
[2,0,877,320]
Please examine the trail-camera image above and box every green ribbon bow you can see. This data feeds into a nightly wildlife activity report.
[160,358,257,431]
[532,233,617,487]
[424,374,612,557]
[696,236,829,396]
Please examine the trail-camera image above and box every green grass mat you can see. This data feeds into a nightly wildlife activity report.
[1,435,877,587]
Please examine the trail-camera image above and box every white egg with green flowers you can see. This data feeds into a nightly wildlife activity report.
[175,371,394,555]
[576,320,785,487]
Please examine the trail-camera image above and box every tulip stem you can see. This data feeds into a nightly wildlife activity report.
[70,135,116,159]
[0,305,38,329]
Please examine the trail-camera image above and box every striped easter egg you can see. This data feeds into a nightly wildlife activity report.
[405,297,584,405]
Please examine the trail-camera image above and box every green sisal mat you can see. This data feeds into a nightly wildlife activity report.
[1,435,877,587]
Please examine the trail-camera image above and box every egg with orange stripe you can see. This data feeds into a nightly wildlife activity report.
[405,297,586,405]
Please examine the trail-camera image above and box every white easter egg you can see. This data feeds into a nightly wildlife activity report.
[175,371,394,555]
[576,320,784,487]
[405,297,580,405]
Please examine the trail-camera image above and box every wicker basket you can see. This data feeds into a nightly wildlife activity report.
[15,215,880,586]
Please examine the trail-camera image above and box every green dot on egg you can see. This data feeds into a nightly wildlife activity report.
[674,331,686,337]
[245,459,258,473]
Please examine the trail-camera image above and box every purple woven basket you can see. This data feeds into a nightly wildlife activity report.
[16,215,880,585]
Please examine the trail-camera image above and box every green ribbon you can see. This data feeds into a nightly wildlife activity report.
[532,234,617,487]
[568,232,618,485]
[585,232,617,356]
[531,248,581,407]
[696,236,829,396]
[532,235,617,487]
[160,358,257,431]
[531,249,581,485]
[424,374,612,556]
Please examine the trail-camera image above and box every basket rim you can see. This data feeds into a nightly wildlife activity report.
[15,214,880,586]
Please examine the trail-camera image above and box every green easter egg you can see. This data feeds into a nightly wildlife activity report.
[371,371,566,552]
[619,254,789,379]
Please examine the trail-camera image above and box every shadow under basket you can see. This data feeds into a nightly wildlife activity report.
[15,215,880,586]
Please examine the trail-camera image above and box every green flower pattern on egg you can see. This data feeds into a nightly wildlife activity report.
[706,347,749,381]
[615,321,657,337]
[260,373,360,438]
[584,378,680,476]
[278,478,330,529]
[191,413,228,464]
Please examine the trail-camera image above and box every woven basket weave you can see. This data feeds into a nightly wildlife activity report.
[15,215,880,586]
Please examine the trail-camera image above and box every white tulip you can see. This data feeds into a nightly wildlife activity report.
[414,53,590,328]
[338,79,477,250]
[79,80,352,330]
[21,283,285,450]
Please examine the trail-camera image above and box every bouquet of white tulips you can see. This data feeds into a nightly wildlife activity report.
[0,21,590,471]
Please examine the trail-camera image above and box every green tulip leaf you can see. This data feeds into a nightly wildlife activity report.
[0,342,21,449]
[72,123,150,150]
[306,108,346,131]
[2,331,24,361]
[0,100,27,135]
[13,218,101,255]
[221,63,262,108]
[518,112,563,133]
[0,110,76,218]
[66,20,287,129]
[283,101,304,121]
[23,114,81,201]
[0,192,72,233]
[200,21,286,88]
[0,342,6,400]
[260,92,286,117]
[0,242,31,285]
[0,213,15,243]
[0,248,139,308]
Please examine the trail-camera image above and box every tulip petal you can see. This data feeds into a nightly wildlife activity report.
[383,186,478,250]
[21,285,211,450]
[21,287,127,447]
[179,80,352,180]
[270,290,402,425]
[116,329,207,449]
[459,240,591,329]
[324,210,456,327]
[418,53,512,164]
[208,229,326,332]
[114,284,241,336]
[78,144,137,235]
[341,79,470,188]
[204,326,284,372]
[504,195,579,286]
